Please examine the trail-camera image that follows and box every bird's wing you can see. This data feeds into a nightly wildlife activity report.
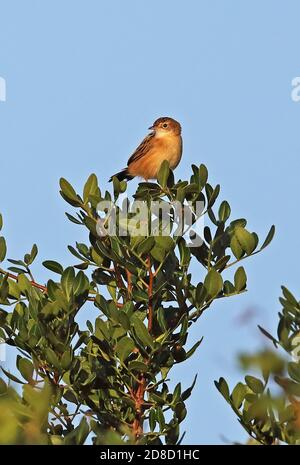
[127,132,155,166]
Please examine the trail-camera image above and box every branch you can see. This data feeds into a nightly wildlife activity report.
[126,269,132,298]
[131,376,146,440]
[0,267,98,302]
[147,256,153,333]
[0,268,47,292]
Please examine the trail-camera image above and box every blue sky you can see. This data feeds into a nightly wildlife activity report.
[0,0,300,444]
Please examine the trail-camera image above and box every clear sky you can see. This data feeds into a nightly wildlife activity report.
[0,0,300,444]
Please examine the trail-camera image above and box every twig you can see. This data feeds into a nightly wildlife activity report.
[126,269,132,298]
[0,267,97,302]
[132,376,146,440]
[114,264,124,290]
[147,256,153,333]
[0,268,47,292]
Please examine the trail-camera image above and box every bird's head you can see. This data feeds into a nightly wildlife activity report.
[149,117,182,137]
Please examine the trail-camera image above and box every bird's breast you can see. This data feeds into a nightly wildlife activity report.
[129,134,182,180]
[151,134,182,168]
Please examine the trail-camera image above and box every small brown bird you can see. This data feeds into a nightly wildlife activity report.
[109,117,182,182]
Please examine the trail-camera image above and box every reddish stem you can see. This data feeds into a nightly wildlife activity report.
[132,377,146,440]
[126,269,132,298]
[0,269,98,302]
[1,270,47,292]
[147,256,153,333]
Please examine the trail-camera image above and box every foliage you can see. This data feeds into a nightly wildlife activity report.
[216,286,300,445]
[0,164,274,444]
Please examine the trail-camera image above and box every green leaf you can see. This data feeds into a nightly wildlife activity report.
[157,307,167,332]
[83,173,98,203]
[207,184,220,208]
[29,244,38,263]
[0,275,9,300]
[252,232,259,250]
[24,244,38,265]
[230,236,243,259]
[40,301,62,321]
[204,269,223,298]
[185,183,200,195]
[61,267,75,299]
[131,316,154,349]
[1,367,24,384]
[157,160,170,188]
[119,180,127,193]
[149,409,156,432]
[214,255,230,271]
[279,404,296,424]
[117,311,131,331]
[46,279,59,301]
[94,294,110,317]
[95,317,110,340]
[84,217,98,236]
[231,382,247,409]
[73,271,89,296]
[0,378,7,394]
[185,338,203,360]
[65,212,82,225]
[7,258,26,266]
[257,325,278,347]
[174,402,187,422]
[282,286,298,307]
[178,238,191,267]
[179,316,188,339]
[281,379,300,397]
[199,164,208,188]
[150,244,166,262]
[223,280,236,295]
[45,348,61,369]
[7,266,26,274]
[116,336,135,362]
[235,227,256,255]
[182,374,198,401]
[214,377,230,402]
[8,280,21,299]
[65,417,89,445]
[218,201,231,223]
[112,176,121,199]
[43,260,63,275]
[128,361,149,373]
[155,236,174,252]
[234,266,247,291]
[17,274,31,293]
[260,225,275,250]
[156,407,165,430]
[195,283,207,306]
[175,185,186,203]
[287,362,300,383]
[245,375,264,394]
[0,237,7,262]
[68,245,86,261]
[17,356,34,382]
[136,237,155,256]
[149,391,165,406]
[60,178,80,204]
[61,349,73,370]
[172,383,182,404]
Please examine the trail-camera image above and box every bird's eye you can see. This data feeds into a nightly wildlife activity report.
[162,123,168,128]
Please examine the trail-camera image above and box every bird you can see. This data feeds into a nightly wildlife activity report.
[109,117,182,182]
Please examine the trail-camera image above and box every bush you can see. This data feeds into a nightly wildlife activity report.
[0,163,274,444]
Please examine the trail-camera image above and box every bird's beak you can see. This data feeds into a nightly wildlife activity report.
[148,125,154,130]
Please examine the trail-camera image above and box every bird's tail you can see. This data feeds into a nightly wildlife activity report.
[109,168,134,182]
